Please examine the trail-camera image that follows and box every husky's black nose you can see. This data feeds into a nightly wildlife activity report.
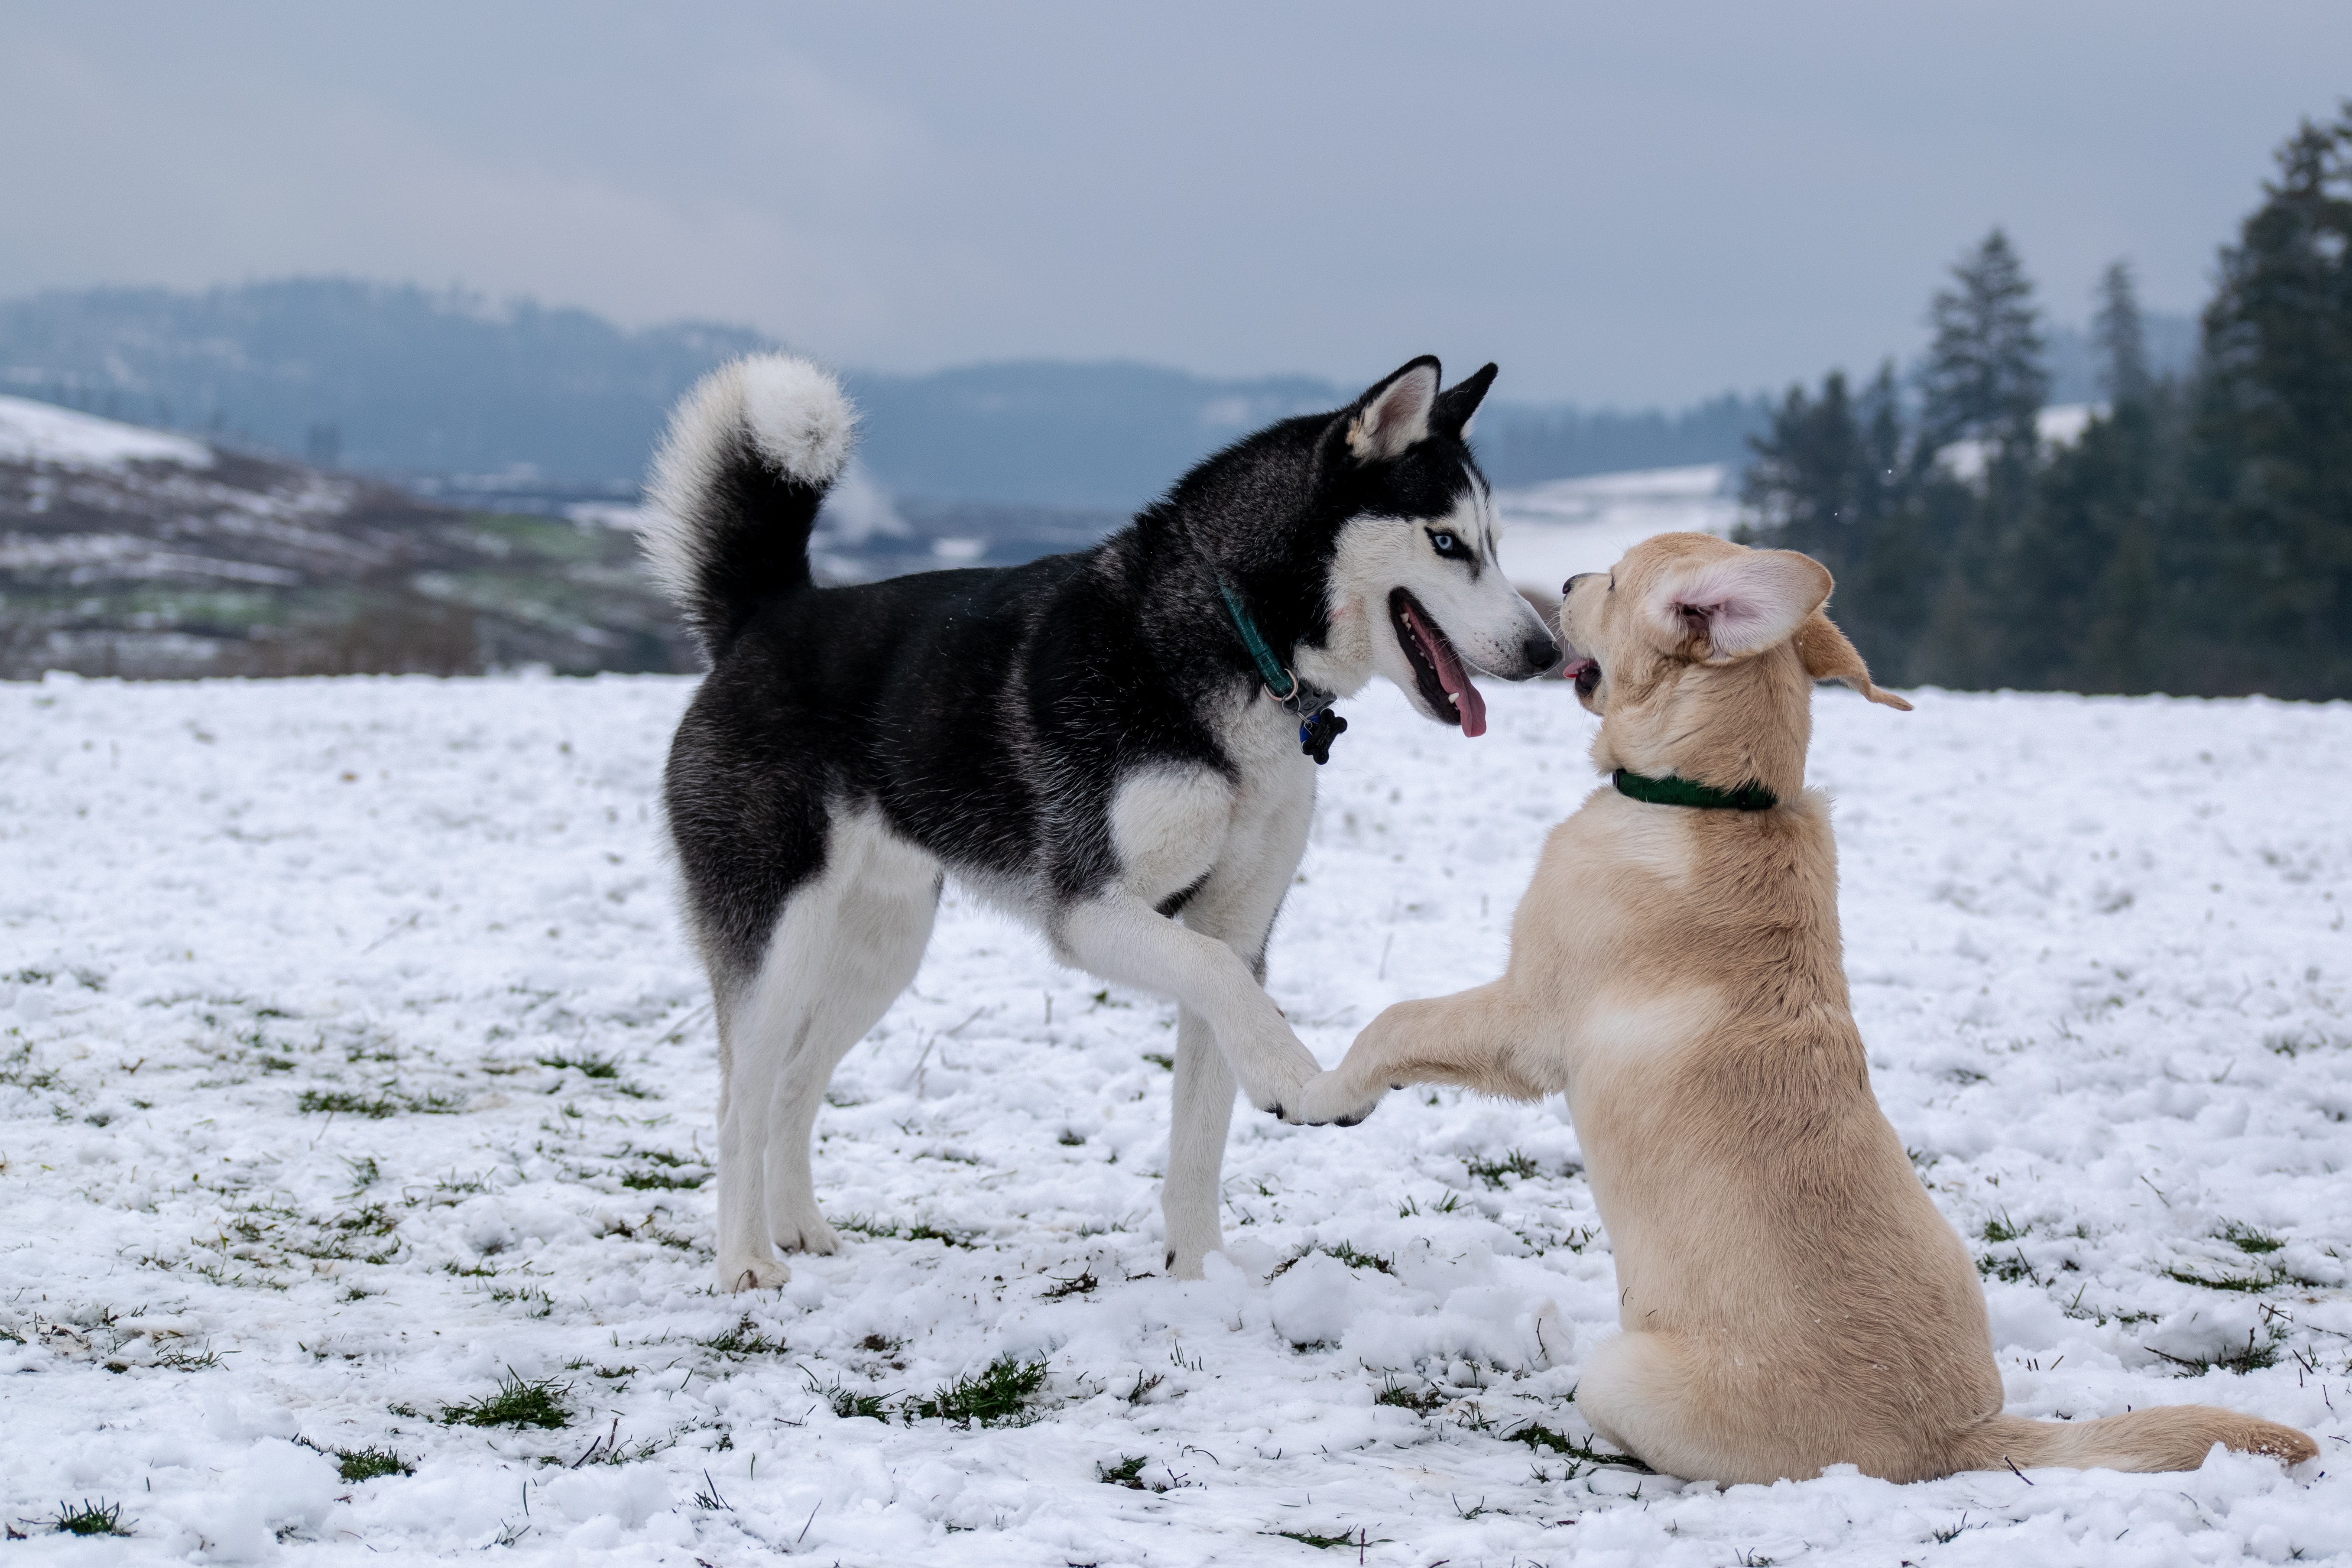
[1523,632,1564,675]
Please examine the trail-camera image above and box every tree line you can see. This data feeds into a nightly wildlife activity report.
[1741,107,2352,700]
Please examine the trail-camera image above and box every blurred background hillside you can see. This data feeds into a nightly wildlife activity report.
[1,4,2344,693]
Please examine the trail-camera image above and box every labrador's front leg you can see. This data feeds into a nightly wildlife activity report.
[1298,981,1550,1123]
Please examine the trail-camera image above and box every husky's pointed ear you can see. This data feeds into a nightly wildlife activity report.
[1431,363,1498,440]
[1795,610,1912,709]
[1346,357,1440,462]
[1645,545,1831,664]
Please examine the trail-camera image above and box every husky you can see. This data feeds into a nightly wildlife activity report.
[1298,532,2317,1481]
[642,352,1561,1292]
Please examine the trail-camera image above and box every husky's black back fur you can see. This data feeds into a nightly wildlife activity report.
[653,355,1497,991]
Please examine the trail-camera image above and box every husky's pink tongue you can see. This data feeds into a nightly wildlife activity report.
[1409,604,1487,737]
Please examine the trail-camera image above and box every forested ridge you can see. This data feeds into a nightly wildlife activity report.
[1742,107,2352,701]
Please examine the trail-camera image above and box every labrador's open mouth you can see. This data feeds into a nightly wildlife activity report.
[1565,656,1601,698]
[1389,589,1486,737]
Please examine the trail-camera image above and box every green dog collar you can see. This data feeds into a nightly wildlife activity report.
[1612,769,1778,812]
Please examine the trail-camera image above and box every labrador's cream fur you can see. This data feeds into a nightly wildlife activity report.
[1300,532,2316,1484]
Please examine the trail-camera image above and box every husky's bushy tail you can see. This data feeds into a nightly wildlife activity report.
[643,354,855,660]
[1956,1405,2316,1474]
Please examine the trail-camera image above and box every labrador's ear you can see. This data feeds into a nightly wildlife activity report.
[1346,357,1441,461]
[1646,548,1832,664]
[1795,610,1912,709]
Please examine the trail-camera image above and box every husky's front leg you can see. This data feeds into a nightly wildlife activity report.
[1161,1005,1236,1276]
[1298,980,1551,1123]
[1056,894,1325,1120]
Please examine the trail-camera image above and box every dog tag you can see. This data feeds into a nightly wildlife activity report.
[1300,708,1346,764]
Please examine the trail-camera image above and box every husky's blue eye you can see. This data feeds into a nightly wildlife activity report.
[1430,530,1470,558]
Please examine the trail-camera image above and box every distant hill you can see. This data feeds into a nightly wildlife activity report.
[0,394,691,679]
[0,279,1778,508]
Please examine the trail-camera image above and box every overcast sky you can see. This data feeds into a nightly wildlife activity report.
[6,3,2345,404]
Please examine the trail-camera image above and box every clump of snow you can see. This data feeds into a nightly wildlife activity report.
[1496,463,1735,595]
[0,674,2345,1562]
[1940,403,2104,484]
[0,394,214,470]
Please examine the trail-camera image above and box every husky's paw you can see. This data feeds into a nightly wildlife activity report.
[773,1211,840,1255]
[1289,1070,1385,1128]
[1240,1045,1324,1124]
[719,1256,792,1292]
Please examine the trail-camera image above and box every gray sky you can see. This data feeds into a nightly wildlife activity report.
[6,2,2345,404]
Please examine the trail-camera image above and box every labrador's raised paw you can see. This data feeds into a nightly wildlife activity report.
[1288,1069,1386,1127]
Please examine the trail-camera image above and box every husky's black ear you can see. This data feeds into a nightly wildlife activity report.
[1431,362,1497,440]
[1346,356,1440,462]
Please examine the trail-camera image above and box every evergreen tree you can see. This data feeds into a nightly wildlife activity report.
[1740,370,1862,564]
[1915,230,2050,688]
[1919,229,2050,453]
[2093,260,2152,407]
[2190,104,2352,697]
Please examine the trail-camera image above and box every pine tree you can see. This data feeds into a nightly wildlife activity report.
[2093,260,2152,408]
[1920,229,2050,453]
[2190,104,2352,697]
[1915,230,2050,687]
[1739,371,1862,565]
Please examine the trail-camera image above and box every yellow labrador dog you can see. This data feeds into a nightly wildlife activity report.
[1297,532,2315,1484]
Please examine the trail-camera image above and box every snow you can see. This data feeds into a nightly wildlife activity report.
[0,396,214,471]
[1940,403,2103,484]
[1495,464,1736,596]
[1,671,2347,1565]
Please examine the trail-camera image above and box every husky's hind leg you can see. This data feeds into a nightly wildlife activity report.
[715,814,938,1292]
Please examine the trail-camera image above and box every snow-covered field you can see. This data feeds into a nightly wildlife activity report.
[2,672,2348,1566]
[1494,464,1736,598]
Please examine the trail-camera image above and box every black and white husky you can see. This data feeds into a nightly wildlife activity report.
[643,353,1560,1292]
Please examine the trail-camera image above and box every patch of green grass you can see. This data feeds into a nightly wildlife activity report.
[337,1202,400,1237]
[1268,1526,1371,1550]
[909,1353,1047,1427]
[1980,1210,2027,1243]
[1141,1052,1174,1071]
[49,1499,130,1536]
[1098,1454,1150,1488]
[2148,1328,2282,1376]
[298,1088,403,1117]
[903,1222,978,1249]
[1324,1241,1394,1275]
[329,1445,413,1482]
[701,1316,785,1356]
[805,1368,889,1421]
[1506,1422,1654,1472]
[1272,1242,1395,1280]
[1057,1128,1086,1146]
[1374,1375,1446,1414]
[299,1086,462,1117]
[2164,1263,2284,1294]
[2219,1221,2285,1255]
[537,1050,620,1079]
[152,1346,222,1370]
[619,1168,709,1190]
[1465,1149,1541,1188]
[1978,1250,2039,1285]
[440,1370,572,1429]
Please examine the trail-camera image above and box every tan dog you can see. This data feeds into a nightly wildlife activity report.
[1296,532,2316,1484]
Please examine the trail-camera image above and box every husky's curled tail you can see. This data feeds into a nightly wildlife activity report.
[642,354,854,660]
